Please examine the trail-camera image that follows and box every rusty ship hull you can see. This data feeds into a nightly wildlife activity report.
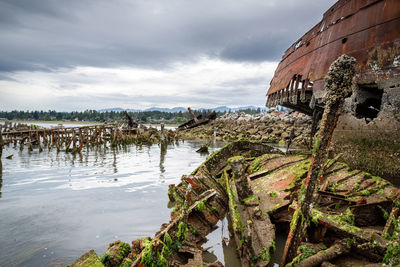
[266,0,400,182]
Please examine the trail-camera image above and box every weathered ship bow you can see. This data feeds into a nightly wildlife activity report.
[267,0,400,182]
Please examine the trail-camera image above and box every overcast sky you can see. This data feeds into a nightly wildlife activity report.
[0,0,336,111]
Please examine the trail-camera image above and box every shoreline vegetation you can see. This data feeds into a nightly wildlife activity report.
[0,108,270,125]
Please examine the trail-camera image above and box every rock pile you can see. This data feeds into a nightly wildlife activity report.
[178,110,313,148]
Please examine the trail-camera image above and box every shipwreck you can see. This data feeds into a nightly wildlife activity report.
[69,1,400,266]
[266,0,400,183]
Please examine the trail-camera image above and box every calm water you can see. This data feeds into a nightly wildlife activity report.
[0,140,229,266]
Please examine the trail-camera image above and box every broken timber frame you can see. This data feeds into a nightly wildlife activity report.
[281,55,356,265]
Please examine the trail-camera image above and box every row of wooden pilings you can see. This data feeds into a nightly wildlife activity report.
[0,123,162,153]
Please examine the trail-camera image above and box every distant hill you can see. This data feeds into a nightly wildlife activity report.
[98,107,141,113]
[98,106,268,113]
[144,107,187,113]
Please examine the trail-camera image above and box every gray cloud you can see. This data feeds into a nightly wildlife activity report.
[0,0,336,72]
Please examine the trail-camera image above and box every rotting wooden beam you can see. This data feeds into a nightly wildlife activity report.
[131,189,218,266]
[281,55,356,266]
[297,240,350,267]
[0,125,3,159]
[383,207,399,237]
[187,107,198,122]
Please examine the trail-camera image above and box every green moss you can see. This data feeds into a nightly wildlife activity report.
[244,194,258,204]
[312,137,321,156]
[99,253,112,266]
[271,240,276,252]
[77,250,104,267]
[170,240,182,251]
[196,199,207,211]
[163,232,173,255]
[120,258,133,267]
[169,186,183,205]
[258,246,271,263]
[286,245,316,267]
[311,209,324,225]
[381,207,389,220]
[375,188,384,194]
[360,189,371,196]
[267,137,276,143]
[176,221,188,241]
[156,251,168,267]
[99,241,130,266]
[289,159,312,191]
[383,217,400,265]
[353,183,360,190]
[189,225,197,236]
[291,208,302,229]
[323,211,362,234]
[268,191,279,197]
[141,240,155,266]
[330,183,338,192]
[224,170,244,240]
[337,208,355,225]
[248,154,269,173]
[117,242,131,259]
[228,155,245,163]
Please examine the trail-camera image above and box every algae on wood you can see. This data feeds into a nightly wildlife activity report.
[282,55,356,265]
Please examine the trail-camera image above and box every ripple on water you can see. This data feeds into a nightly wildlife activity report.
[0,140,229,266]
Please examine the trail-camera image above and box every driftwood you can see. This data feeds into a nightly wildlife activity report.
[177,108,216,130]
[282,55,356,265]
[188,107,198,122]
[177,114,202,130]
[131,189,218,266]
[298,240,350,267]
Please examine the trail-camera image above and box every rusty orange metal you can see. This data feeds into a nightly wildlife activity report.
[266,0,400,112]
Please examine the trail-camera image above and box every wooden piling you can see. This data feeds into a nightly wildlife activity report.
[0,125,3,159]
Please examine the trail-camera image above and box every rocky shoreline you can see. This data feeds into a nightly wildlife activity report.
[177,110,313,148]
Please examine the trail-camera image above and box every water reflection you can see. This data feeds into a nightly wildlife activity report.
[160,143,167,175]
[113,149,117,173]
[0,140,226,266]
[0,160,2,198]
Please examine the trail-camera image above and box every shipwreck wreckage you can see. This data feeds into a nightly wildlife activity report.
[266,0,400,182]
[69,0,400,266]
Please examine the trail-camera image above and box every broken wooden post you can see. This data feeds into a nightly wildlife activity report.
[0,125,3,159]
[383,207,399,237]
[37,130,42,152]
[28,131,33,151]
[282,55,356,266]
[187,107,198,122]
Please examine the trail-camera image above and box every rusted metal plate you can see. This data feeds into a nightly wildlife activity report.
[266,0,400,108]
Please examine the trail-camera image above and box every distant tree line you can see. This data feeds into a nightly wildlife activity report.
[0,108,264,124]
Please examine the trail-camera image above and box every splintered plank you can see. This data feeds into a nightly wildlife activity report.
[248,154,309,180]
[250,158,311,213]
